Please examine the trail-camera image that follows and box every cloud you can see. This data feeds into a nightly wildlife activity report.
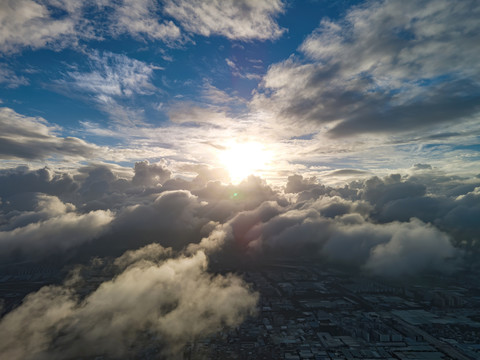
[0,0,81,53]
[0,107,101,160]
[253,0,480,137]
[0,0,184,54]
[0,0,286,54]
[327,169,370,177]
[168,104,234,126]
[163,0,285,40]
[0,246,258,359]
[0,166,77,200]
[58,51,161,125]
[190,171,473,276]
[412,163,433,171]
[364,219,458,276]
[112,0,181,41]
[132,160,171,187]
[0,194,113,260]
[64,51,159,99]
[0,64,29,88]
[0,161,476,272]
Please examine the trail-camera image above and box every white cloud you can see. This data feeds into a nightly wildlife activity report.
[66,51,158,98]
[163,0,285,40]
[0,194,113,259]
[0,247,258,359]
[0,64,29,88]
[60,51,160,125]
[253,0,480,137]
[0,0,80,53]
[112,0,181,41]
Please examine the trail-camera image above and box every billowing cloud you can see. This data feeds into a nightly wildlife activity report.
[0,245,258,359]
[253,0,480,137]
[163,0,285,40]
[0,107,101,160]
[0,159,477,357]
[0,194,113,260]
[1,162,476,272]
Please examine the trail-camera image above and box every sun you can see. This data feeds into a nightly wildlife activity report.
[219,142,271,183]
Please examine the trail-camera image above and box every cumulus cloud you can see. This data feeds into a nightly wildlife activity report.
[132,160,171,187]
[197,193,459,276]
[188,170,478,277]
[0,107,101,160]
[163,0,285,40]
[253,0,480,137]
[0,163,477,359]
[0,166,77,201]
[364,219,458,276]
[0,245,258,359]
[0,194,113,260]
[1,161,477,271]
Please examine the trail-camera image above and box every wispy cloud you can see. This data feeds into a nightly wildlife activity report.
[112,0,181,41]
[163,0,285,41]
[58,51,160,125]
[0,64,29,88]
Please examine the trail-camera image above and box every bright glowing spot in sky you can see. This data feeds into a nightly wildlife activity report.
[220,142,271,183]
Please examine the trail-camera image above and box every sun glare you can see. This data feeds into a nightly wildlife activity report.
[219,142,271,183]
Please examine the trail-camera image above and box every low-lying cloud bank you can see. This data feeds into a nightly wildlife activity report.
[1,162,478,271]
[1,161,479,358]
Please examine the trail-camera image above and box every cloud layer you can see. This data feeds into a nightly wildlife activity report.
[0,0,285,53]
[1,160,478,357]
[0,108,101,160]
[253,0,480,137]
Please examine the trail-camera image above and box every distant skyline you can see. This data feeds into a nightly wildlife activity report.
[1,0,479,184]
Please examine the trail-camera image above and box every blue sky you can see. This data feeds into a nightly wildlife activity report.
[1,0,480,183]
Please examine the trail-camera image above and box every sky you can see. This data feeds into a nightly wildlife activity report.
[1,0,479,183]
[1,0,480,359]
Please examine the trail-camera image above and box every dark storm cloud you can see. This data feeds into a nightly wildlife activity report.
[253,0,480,137]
